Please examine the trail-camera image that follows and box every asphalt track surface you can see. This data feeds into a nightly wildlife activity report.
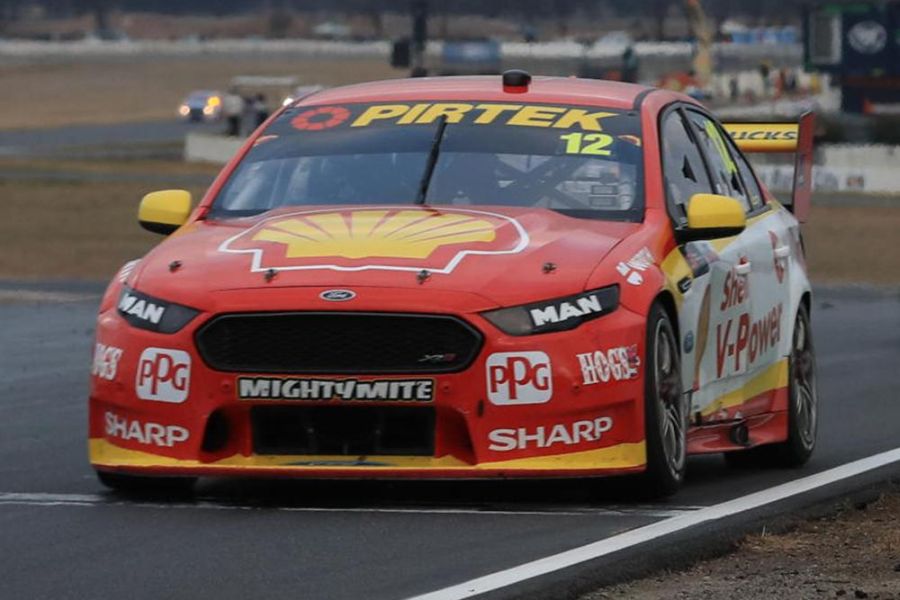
[0,283,898,600]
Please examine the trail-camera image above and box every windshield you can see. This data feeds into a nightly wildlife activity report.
[210,101,644,222]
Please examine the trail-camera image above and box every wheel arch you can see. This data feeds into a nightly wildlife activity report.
[653,289,680,347]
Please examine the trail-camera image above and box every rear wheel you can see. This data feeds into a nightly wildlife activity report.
[96,470,197,495]
[768,302,818,465]
[640,303,688,497]
[724,303,818,467]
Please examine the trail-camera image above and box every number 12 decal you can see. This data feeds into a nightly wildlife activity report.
[560,133,614,156]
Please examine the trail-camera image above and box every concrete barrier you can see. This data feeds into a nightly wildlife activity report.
[184,132,243,164]
[754,144,900,193]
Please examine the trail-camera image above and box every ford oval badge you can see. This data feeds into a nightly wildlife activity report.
[320,289,356,302]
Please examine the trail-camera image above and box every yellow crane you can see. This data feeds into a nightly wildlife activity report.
[683,0,713,88]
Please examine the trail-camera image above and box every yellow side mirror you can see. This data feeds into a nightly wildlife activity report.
[681,193,746,242]
[138,190,192,235]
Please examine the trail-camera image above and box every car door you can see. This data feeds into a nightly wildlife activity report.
[662,107,756,421]
[718,125,794,381]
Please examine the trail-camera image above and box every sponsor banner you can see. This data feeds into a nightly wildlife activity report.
[847,20,887,55]
[92,343,123,381]
[720,262,750,311]
[238,377,434,402]
[577,345,640,385]
[290,102,620,132]
[219,207,529,275]
[616,246,653,286]
[488,416,614,452]
[118,288,165,325]
[715,303,783,379]
[486,351,552,405]
[723,123,799,153]
[690,261,754,387]
[117,287,199,334]
[136,348,191,403]
[529,293,603,328]
[484,286,619,336]
[105,411,189,448]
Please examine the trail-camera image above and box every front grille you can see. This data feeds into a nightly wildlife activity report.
[196,312,482,374]
[251,405,435,456]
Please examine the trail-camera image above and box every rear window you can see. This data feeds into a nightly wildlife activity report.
[210,101,644,222]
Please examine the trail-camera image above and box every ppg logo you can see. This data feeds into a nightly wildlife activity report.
[486,352,552,405]
[136,348,191,403]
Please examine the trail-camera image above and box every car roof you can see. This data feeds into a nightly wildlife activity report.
[298,76,654,111]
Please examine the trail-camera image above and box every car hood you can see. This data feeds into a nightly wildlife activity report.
[131,205,638,308]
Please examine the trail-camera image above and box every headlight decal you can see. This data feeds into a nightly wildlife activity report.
[482,285,619,336]
[117,286,200,334]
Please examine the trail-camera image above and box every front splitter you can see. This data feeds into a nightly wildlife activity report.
[89,438,647,479]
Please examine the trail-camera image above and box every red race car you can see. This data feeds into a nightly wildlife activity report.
[90,71,819,496]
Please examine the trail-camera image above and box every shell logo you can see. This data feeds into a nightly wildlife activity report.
[219,207,529,274]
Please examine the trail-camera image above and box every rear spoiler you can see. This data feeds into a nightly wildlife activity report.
[723,111,815,223]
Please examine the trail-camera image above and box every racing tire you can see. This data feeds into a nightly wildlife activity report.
[639,303,689,498]
[96,470,197,495]
[724,304,818,468]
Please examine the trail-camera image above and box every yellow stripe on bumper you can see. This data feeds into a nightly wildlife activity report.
[89,439,646,473]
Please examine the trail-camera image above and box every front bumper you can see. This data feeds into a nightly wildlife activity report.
[89,286,648,479]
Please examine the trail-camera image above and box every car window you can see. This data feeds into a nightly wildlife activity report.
[660,110,712,218]
[211,101,645,223]
[685,110,752,211]
[724,136,765,210]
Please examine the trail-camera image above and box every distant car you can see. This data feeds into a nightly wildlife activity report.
[178,90,223,122]
[91,72,818,497]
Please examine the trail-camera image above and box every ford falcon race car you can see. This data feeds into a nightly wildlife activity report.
[90,70,819,496]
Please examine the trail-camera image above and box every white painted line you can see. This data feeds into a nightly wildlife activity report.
[0,289,99,304]
[0,492,696,518]
[408,447,900,600]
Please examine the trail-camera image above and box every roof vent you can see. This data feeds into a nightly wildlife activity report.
[502,69,531,93]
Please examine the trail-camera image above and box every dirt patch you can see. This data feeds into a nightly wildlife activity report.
[0,157,220,177]
[585,492,900,600]
[0,175,207,280]
[0,57,400,130]
[804,206,900,286]
[1,160,899,283]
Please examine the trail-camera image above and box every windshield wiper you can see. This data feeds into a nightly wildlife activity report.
[415,115,448,205]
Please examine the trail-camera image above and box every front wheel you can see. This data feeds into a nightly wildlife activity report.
[640,303,688,497]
